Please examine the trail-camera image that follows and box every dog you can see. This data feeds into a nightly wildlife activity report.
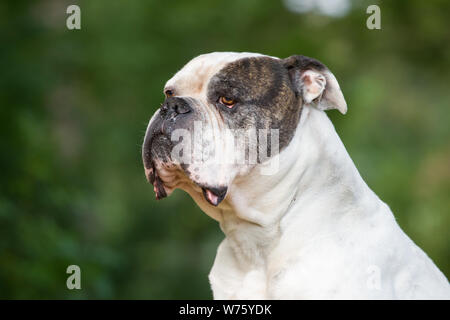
[142,52,450,299]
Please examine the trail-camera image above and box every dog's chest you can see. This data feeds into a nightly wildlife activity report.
[209,215,282,299]
[208,238,270,299]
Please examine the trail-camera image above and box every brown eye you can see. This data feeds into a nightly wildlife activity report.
[165,89,174,97]
[219,96,235,108]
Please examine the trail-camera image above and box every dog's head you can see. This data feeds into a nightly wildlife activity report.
[142,52,346,214]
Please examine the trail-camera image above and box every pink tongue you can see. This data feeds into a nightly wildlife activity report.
[205,189,219,206]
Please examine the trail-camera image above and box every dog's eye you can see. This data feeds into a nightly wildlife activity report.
[165,89,174,97]
[219,96,236,108]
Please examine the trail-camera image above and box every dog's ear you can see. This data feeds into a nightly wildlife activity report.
[282,55,347,114]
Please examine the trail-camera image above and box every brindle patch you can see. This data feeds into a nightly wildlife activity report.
[206,56,302,156]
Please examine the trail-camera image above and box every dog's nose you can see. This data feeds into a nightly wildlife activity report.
[161,97,192,118]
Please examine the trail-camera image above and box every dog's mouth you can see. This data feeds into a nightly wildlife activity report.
[201,186,228,206]
[145,165,167,200]
[143,132,173,200]
[143,125,231,206]
[145,156,229,206]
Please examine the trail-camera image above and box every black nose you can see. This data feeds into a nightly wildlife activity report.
[161,97,192,118]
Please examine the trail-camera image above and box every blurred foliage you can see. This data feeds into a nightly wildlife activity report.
[0,0,449,299]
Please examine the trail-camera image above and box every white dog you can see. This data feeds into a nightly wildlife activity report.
[142,52,450,299]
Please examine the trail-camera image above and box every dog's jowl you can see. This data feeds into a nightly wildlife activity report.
[142,52,450,299]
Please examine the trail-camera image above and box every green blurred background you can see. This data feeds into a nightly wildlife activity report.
[1,0,449,299]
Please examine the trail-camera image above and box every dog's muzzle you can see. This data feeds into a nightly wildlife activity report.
[142,97,194,194]
[142,97,229,206]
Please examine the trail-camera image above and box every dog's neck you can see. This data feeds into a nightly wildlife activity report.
[219,106,376,266]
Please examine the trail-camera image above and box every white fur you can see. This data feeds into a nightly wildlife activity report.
[149,52,450,299]
[208,105,450,299]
